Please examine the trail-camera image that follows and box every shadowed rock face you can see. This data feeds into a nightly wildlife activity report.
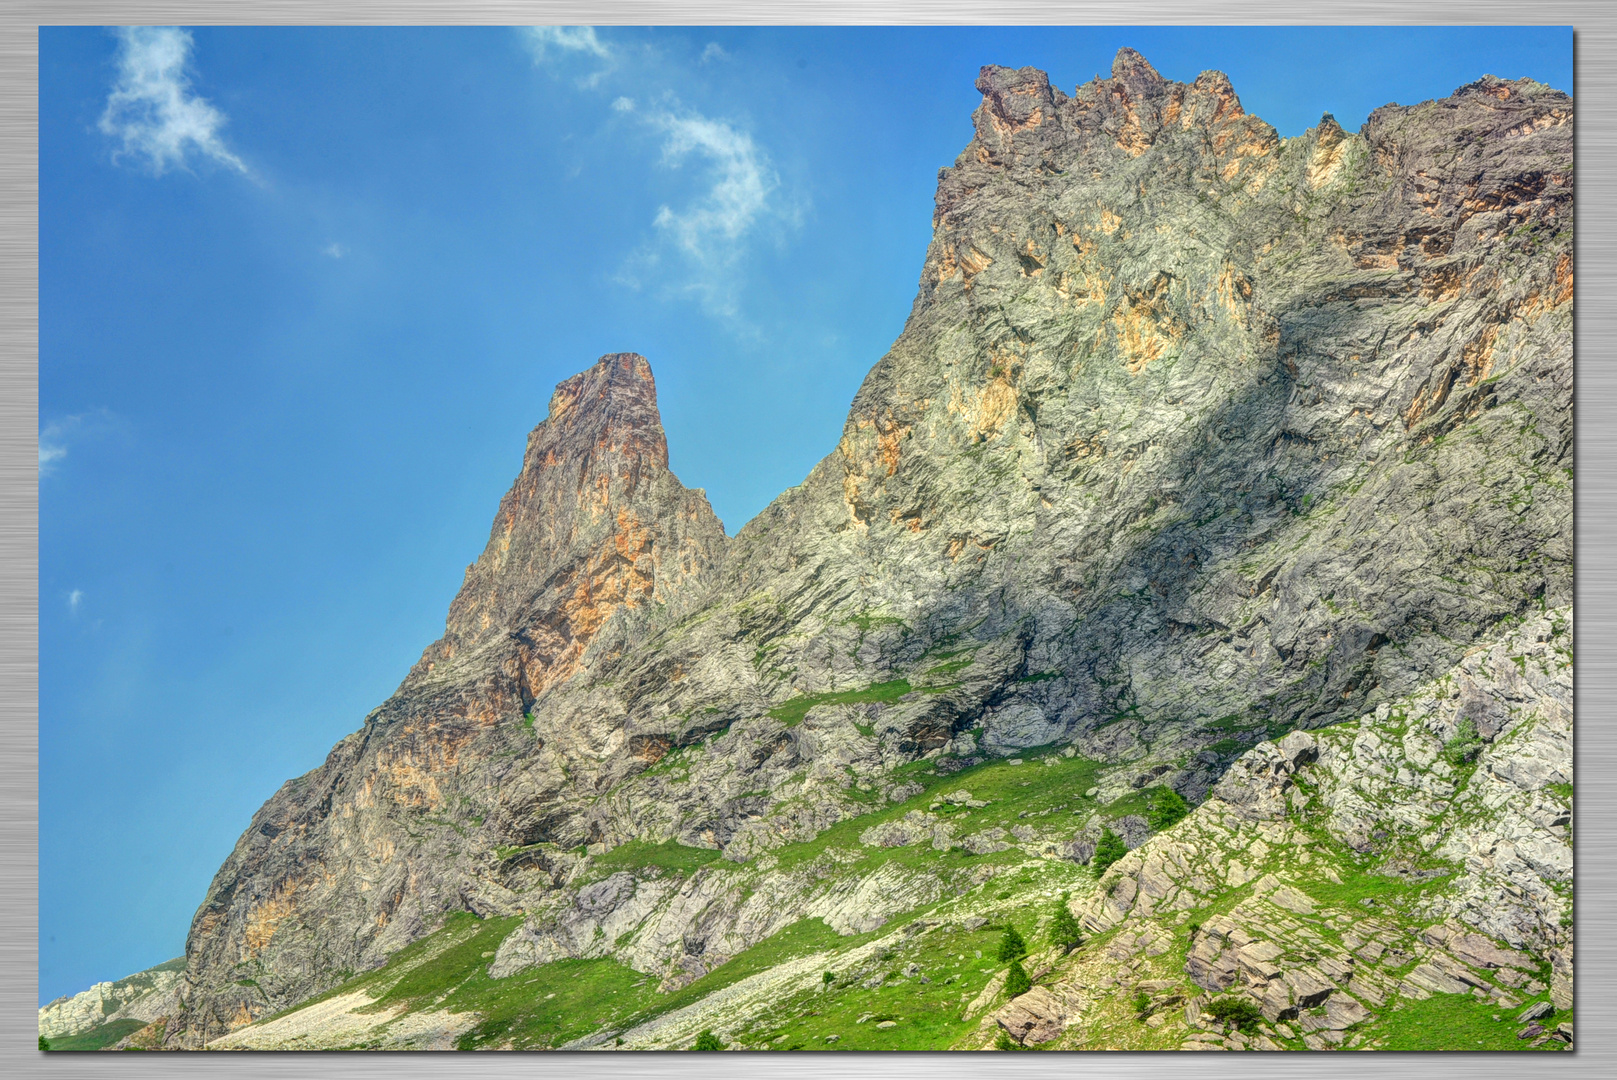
[163,52,1571,1045]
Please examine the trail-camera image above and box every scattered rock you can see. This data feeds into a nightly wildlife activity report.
[1518,1001,1553,1022]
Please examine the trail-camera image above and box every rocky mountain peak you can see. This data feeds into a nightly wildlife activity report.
[414,351,725,688]
[1110,46,1167,93]
[974,63,1056,128]
[543,351,668,468]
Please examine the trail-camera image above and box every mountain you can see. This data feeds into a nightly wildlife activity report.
[45,49,1572,1052]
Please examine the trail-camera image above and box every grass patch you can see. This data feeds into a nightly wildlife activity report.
[591,840,721,877]
[768,680,913,727]
[1377,994,1567,1051]
[494,841,555,861]
[768,749,1105,876]
[641,743,694,778]
[1202,714,1266,735]
[307,913,656,1050]
[44,1018,148,1052]
[1099,788,1152,820]
[245,749,1120,1050]
[715,919,1024,1050]
[848,613,907,633]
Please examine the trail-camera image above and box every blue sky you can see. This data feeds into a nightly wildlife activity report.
[38,25,1572,1005]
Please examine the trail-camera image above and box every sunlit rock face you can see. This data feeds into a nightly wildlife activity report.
[168,352,729,1045]
[161,51,1571,1046]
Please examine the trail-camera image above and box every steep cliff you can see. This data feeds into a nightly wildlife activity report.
[145,51,1570,1048]
[167,353,728,1044]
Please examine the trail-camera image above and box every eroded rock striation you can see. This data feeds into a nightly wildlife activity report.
[149,51,1569,1047]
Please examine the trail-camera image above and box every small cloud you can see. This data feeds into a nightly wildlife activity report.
[39,409,119,477]
[322,242,345,258]
[699,43,729,64]
[614,104,801,320]
[521,25,610,59]
[68,590,83,614]
[99,27,248,176]
[650,109,780,261]
[612,96,636,113]
[519,26,615,86]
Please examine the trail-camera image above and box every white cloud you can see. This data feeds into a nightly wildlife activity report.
[521,26,610,59]
[99,27,247,176]
[513,29,797,322]
[520,26,614,85]
[39,418,76,476]
[648,109,781,265]
[68,590,83,614]
[39,410,118,477]
[614,103,801,320]
[322,242,346,258]
[38,442,66,474]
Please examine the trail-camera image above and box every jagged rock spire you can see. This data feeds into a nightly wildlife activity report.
[416,352,726,694]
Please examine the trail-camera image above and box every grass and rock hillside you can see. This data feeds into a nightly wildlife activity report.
[139,608,1568,1053]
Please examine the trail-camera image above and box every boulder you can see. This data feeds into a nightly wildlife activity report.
[993,986,1068,1046]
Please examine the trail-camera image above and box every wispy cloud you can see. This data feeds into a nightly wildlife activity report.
[521,25,610,59]
[618,102,796,317]
[516,28,800,322]
[68,590,83,614]
[520,26,614,86]
[39,420,74,476]
[322,242,346,259]
[39,410,118,477]
[99,27,248,176]
[39,442,66,474]
[649,109,780,265]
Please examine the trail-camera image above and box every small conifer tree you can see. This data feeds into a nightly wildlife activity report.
[1146,786,1190,831]
[996,924,1028,961]
[692,1030,724,1051]
[1004,958,1032,998]
[1093,827,1127,873]
[1049,893,1083,951]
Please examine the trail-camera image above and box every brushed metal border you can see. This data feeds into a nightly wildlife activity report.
[5,3,1610,1078]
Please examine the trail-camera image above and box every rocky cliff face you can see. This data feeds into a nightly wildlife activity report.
[166,353,728,1044]
[154,51,1571,1047]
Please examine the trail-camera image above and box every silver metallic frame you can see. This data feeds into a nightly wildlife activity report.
[4,2,1610,1076]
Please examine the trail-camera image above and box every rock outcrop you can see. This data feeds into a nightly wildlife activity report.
[1054,607,1572,1050]
[136,51,1571,1048]
[37,958,183,1041]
